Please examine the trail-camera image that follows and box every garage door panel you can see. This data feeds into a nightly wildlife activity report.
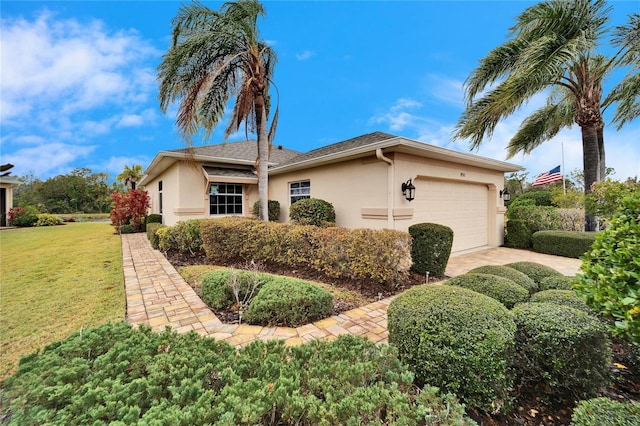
[414,180,488,253]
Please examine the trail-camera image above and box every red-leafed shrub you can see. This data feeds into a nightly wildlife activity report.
[110,190,150,232]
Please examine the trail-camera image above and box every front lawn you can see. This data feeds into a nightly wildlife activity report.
[0,222,125,381]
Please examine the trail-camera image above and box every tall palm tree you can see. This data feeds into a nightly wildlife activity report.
[117,164,143,190]
[157,0,277,221]
[454,0,620,231]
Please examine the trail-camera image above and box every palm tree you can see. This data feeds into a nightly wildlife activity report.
[157,0,277,221]
[117,164,143,190]
[453,0,633,231]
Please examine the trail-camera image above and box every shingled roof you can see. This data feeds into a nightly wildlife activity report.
[278,131,397,167]
[171,141,301,166]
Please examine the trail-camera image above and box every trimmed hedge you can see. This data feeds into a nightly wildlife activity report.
[532,230,597,258]
[388,285,515,412]
[529,290,593,314]
[504,261,563,286]
[158,219,203,256]
[539,275,575,291]
[505,219,531,249]
[468,265,538,294]
[572,398,640,426]
[408,223,454,277]
[244,278,333,327]
[511,303,611,401]
[1,323,476,425]
[201,269,268,310]
[289,198,336,226]
[146,222,166,249]
[445,273,529,309]
[200,218,412,288]
[252,199,280,221]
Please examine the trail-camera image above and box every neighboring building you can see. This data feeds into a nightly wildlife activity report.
[139,132,522,254]
[0,164,21,227]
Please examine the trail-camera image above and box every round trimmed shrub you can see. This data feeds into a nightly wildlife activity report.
[504,261,563,286]
[446,273,529,309]
[244,278,333,327]
[529,290,593,314]
[505,219,532,248]
[252,199,281,221]
[572,397,640,426]
[201,269,268,310]
[289,198,336,227]
[388,285,515,411]
[468,265,538,294]
[539,274,575,291]
[511,302,610,401]
[408,222,454,277]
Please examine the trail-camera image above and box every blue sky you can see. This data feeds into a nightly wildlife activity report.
[1,0,639,183]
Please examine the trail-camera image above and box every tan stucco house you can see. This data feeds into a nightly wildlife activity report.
[0,164,21,227]
[139,132,522,254]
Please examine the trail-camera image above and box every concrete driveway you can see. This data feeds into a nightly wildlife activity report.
[445,247,583,277]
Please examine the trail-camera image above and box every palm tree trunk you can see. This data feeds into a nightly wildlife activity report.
[255,94,270,222]
[582,124,600,231]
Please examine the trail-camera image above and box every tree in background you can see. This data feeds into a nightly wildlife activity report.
[454,0,638,231]
[116,164,143,190]
[157,0,278,221]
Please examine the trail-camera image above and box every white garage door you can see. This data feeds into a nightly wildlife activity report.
[414,179,489,253]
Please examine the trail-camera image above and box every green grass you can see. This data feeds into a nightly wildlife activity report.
[0,222,125,381]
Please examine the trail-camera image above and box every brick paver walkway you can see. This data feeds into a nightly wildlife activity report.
[122,234,581,348]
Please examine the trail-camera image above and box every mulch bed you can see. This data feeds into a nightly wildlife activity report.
[166,251,639,426]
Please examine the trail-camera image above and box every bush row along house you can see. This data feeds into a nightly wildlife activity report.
[139,132,522,254]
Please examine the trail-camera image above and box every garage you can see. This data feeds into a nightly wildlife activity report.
[413,179,489,253]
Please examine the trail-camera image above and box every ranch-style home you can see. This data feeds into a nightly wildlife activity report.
[139,132,522,254]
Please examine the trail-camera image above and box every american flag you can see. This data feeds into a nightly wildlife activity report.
[532,165,562,187]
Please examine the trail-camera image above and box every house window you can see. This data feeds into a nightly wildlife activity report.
[158,181,163,214]
[290,180,310,204]
[209,182,243,215]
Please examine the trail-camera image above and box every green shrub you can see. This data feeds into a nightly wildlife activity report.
[574,192,640,344]
[8,206,39,227]
[388,285,515,412]
[572,397,640,426]
[252,199,280,221]
[532,230,597,258]
[539,274,576,291]
[289,198,336,226]
[511,303,610,402]
[468,265,538,294]
[3,323,477,425]
[118,223,136,234]
[508,205,561,233]
[244,278,333,327]
[557,208,584,231]
[510,190,554,207]
[529,290,594,314]
[145,222,166,249]
[201,269,268,310]
[505,219,532,248]
[35,213,62,226]
[143,213,162,231]
[446,273,529,309]
[408,222,454,277]
[505,261,563,287]
[158,219,203,256]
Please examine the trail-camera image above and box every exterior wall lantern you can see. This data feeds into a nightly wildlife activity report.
[401,179,416,202]
[500,188,511,202]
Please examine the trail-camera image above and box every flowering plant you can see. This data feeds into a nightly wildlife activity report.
[110,190,150,232]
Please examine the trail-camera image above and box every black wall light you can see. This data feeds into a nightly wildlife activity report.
[499,188,511,202]
[401,179,416,201]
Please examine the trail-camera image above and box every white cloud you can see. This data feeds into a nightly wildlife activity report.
[1,142,96,177]
[117,109,157,128]
[295,50,315,61]
[93,155,151,178]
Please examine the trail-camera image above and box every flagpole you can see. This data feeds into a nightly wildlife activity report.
[562,140,566,195]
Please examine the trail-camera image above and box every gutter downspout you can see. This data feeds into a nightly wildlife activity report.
[376,148,394,229]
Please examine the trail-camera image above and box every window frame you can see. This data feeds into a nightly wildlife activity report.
[289,180,311,205]
[209,182,244,216]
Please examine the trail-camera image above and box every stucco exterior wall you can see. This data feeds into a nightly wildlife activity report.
[1,182,15,227]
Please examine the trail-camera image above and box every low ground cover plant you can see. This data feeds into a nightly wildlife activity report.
[388,285,515,412]
[445,273,529,309]
[2,323,476,425]
[571,397,640,426]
